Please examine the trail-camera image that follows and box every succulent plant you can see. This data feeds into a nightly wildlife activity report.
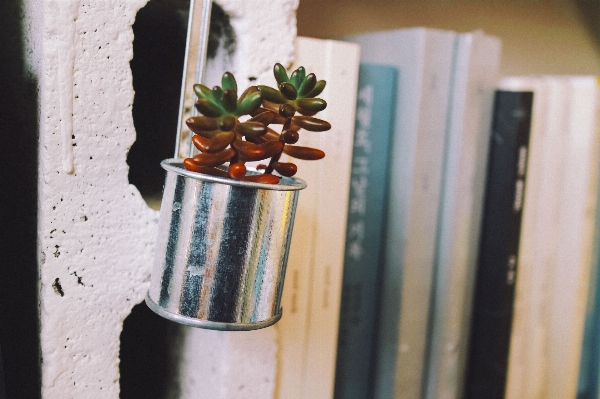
[183,63,331,184]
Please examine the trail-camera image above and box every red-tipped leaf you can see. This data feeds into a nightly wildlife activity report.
[283,145,325,160]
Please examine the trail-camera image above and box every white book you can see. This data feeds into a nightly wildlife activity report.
[549,76,599,398]
[345,28,456,399]
[501,76,600,399]
[424,31,501,399]
[274,37,359,399]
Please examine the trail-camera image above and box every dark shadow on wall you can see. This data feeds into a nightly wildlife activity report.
[119,302,180,399]
[0,0,41,398]
[127,0,236,204]
[127,0,188,201]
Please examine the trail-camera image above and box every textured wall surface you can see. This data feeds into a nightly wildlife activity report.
[37,0,157,396]
[33,0,298,398]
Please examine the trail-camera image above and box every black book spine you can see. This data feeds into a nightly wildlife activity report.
[464,90,534,399]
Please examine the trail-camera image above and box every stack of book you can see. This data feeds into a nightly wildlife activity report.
[337,28,501,399]
[276,29,600,399]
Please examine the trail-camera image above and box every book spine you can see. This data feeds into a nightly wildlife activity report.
[464,90,534,399]
[424,31,501,399]
[275,37,360,399]
[577,84,600,397]
[333,63,397,399]
[301,38,360,399]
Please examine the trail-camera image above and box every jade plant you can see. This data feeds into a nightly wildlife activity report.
[183,63,331,184]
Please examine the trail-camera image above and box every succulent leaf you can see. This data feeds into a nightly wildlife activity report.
[291,116,331,132]
[236,121,267,138]
[290,67,305,89]
[222,89,238,113]
[298,73,317,97]
[257,85,286,104]
[217,115,237,132]
[221,72,237,93]
[195,99,224,118]
[274,162,298,177]
[211,86,224,104]
[273,63,290,85]
[249,110,276,126]
[186,116,219,133]
[279,82,298,100]
[283,145,325,160]
[228,163,247,179]
[281,130,299,144]
[279,104,296,118]
[264,127,282,141]
[192,131,234,153]
[233,139,266,161]
[193,84,212,100]
[183,161,229,177]
[296,98,327,113]
[260,141,285,158]
[192,148,235,166]
[306,80,326,98]
[237,86,263,116]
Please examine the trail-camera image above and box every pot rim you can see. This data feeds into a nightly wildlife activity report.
[161,158,307,191]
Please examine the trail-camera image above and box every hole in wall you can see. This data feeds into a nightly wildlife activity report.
[119,302,181,399]
[128,0,236,209]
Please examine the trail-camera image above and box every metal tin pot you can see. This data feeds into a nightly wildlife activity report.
[146,159,306,331]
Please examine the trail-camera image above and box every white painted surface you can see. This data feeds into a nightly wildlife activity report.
[33,0,299,397]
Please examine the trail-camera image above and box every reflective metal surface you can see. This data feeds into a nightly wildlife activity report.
[147,159,305,330]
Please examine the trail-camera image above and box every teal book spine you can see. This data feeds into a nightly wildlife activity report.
[334,63,397,399]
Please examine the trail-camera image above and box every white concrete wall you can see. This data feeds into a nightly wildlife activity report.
[33,0,298,397]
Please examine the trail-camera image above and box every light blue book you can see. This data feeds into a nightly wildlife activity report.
[334,63,397,399]
[577,170,600,399]
[345,28,456,399]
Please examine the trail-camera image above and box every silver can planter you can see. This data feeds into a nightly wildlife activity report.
[146,159,306,331]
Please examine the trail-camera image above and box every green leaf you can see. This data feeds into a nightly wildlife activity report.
[195,99,224,118]
[193,84,212,100]
[273,63,289,85]
[211,86,224,104]
[222,90,238,113]
[306,80,326,98]
[237,87,263,116]
[236,121,267,138]
[291,116,331,131]
[279,82,298,100]
[221,72,237,93]
[296,98,327,113]
[298,73,317,97]
[290,67,305,89]
[257,85,286,104]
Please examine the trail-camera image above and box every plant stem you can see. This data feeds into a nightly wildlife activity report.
[264,117,292,174]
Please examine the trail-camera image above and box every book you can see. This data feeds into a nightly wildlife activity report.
[473,76,600,399]
[501,76,600,399]
[333,63,397,399]
[576,81,600,399]
[275,36,360,399]
[423,30,501,399]
[463,89,534,399]
[345,28,456,399]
